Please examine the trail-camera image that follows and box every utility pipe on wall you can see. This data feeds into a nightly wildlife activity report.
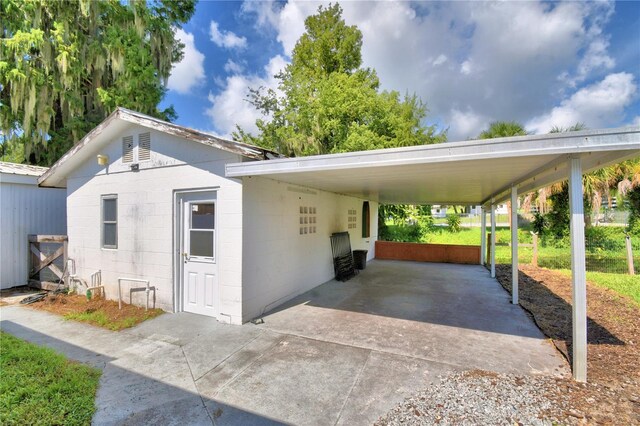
[118,278,153,311]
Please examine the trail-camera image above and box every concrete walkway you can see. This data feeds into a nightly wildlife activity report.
[0,261,568,425]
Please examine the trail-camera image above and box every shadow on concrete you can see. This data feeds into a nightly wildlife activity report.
[0,321,285,426]
[262,260,620,345]
[262,261,545,339]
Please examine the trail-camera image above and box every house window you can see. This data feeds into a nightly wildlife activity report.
[122,136,134,163]
[138,132,151,161]
[102,195,118,249]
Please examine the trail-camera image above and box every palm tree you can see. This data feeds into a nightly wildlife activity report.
[528,124,639,227]
[478,121,528,139]
[477,121,529,225]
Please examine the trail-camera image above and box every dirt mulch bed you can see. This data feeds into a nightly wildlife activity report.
[27,293,163,331]
[496,264,640,424]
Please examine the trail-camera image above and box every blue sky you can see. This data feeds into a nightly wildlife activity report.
[161,0,640,141]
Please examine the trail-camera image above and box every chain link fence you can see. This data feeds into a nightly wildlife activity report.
[494,233,638,275]
[536,236,638,274]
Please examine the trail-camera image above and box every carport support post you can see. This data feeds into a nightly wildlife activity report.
[569,157,587,382]
[490,203,496,278]
[480,207,486,265]
[511,186,518,305]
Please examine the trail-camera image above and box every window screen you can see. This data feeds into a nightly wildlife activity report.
[102,195,117,248]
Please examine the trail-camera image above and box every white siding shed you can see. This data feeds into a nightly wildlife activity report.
[0,162,66,289]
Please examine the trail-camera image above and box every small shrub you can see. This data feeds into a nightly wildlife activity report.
[531,212,547,237]
[626,186,640,231]
[408,222,429,241]
[446,214,461,233]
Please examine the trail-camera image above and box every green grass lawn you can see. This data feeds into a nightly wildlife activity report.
[0,332,101,426]
[556,270,640,306]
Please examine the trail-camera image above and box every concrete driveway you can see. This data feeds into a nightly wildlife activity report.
[0,260,568,425]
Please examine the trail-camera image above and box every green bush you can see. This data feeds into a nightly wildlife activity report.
[446,214,461,233]
[531,212,547,237]
[627,186,640,233]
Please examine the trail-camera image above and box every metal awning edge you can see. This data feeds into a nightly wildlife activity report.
[225,127,640,178]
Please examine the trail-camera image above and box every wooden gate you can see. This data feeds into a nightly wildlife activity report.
[28,235,67,290]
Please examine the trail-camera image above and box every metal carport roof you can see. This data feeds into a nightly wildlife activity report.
[226,126,639,383]
[226,127,640,206]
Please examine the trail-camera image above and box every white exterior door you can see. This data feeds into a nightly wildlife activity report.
[180,192,218,317]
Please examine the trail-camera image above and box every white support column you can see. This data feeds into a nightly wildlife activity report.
[490,203,496,278]
[511,186,519,305]
[480,207,486,266]
[569,157,587,382]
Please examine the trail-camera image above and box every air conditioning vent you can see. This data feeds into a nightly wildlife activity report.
[138,132,151,161]
[122,136,134,163]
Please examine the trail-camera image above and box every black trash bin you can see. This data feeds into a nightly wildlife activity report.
[353,250,368,270]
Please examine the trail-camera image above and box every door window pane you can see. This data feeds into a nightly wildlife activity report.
[191,203,215,229]
[190,230,214,257]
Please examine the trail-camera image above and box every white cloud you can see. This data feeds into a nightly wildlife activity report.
[432,54,447,67]
[224,59,245,74]
[235,1,626,140]
[240,1,280,29]
[206,56,287,138]
[631,116,640,127]
[167,29,205,94]
[576,39,615,80]
[460,60,472,76]
[448,109,486,140]
[527,72,637,133]
[210,21,247,50]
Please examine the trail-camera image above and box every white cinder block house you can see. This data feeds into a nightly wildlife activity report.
[39,108,377,324]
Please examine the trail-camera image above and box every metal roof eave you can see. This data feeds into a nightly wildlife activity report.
[225,127,640,205]
[38,107,284,188]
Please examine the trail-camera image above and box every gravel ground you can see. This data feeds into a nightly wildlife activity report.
[376,370,576,426]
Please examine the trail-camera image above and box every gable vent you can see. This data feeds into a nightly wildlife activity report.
[122,136,134,163]
[138,132,151,161]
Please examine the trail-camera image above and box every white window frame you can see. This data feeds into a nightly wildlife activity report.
[101,194,118,249]
[187,200,216,262]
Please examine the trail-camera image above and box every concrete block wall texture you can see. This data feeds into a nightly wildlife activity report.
[64,123,381,325]
[66,126,244,323]
[241,176,378,323]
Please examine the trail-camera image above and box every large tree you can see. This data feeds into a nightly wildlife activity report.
[234,4,444,156]
[0,0,196,165]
